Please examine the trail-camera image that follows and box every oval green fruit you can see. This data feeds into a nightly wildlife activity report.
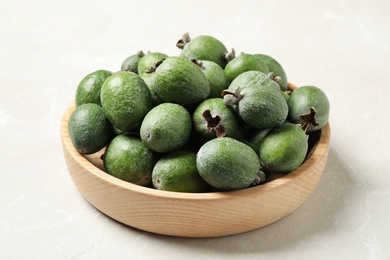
[137,52,168,75]
[259,123,308,173]
[287,85,330,132]
[224,53,269,82]
[140,103,192,153]
[121,50,145,74]
[228,70,280,92]
[199,60,230,98]
[253,54,288,91]
[193,98,240,140]
[196,137,260,190]
[151,57,210,107]
[68,103,114,154]
[75,70,111,107]
[100,71,152,133]
[152,150,208,193]
[179,34,229,68]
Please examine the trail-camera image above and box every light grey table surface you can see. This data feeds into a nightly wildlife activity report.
[1,0,389,259]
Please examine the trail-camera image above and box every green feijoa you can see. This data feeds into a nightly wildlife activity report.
[196,137,260,191]
[140,103,192,153]
[253,54,288,91]
[75,70,112,107]
[137,52,168,75]
[288,85,330,132]
[68,103,114,154]
[247,128,272,153]
[223,86,288,130]
[151,57,210,107]
[228,70,280,92]
[101,71,152,133]
[193,98,240,140]
[224,53,269,82]
[152,150,208,193]
[178,33,230,68]
[121,50,145,74]
[199,60,230,98]
[104,134,155,186]
[259,123,308,173]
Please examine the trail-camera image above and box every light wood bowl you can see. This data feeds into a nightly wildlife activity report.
[61,83,330,238]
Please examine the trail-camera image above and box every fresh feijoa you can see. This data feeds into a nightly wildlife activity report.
[178,33,230,68]
[104,134,155,186]
[228,70,280,92]
[193,98,240,140]
[152,150,208,192]
[137,51,168,75]
[68,103,114,154]
[287,85,330,132]
[196,137,260,190]
[253,54,288,91]
[198,60,230,98]
[259,123,308,173]
[224,53,269,82]
[100,71,152,133]
[121,50,145,74]
[75,70,111,107]
[150,56,210,107]
[140,103,192,153]
[223,85,288,130]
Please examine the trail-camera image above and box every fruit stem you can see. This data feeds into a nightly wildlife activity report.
[176,32,191,49]
[137,50,145,58]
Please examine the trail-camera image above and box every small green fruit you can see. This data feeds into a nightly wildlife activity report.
[228,70,280,92]
[75,70,111,107]
[254,54,288,91]
[121,50,145,74]
[199,60,230,98]
[224,53,269,82]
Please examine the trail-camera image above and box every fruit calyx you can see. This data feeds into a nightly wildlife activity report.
[176,32,191,49]
[298,107,320,133]
[202,109,226,138]
[267,72,283,85]
[221,88,242,106]
[145,58,166,73]
[191,58,204,69]
[225,48,236,63]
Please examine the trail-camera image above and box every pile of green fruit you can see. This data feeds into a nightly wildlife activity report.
[68,33,330,192]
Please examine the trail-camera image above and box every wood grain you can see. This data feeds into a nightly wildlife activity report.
[61,83,331,237]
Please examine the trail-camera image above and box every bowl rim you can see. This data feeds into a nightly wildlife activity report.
[61,83,331,201]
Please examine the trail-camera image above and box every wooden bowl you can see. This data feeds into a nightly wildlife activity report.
[61,83,331,238]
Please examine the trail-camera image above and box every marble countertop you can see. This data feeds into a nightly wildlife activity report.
[1,0,389,259]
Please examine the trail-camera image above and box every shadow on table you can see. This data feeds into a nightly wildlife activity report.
[133,144,362,254]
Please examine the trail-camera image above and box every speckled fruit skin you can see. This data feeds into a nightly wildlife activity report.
[100,71,152,133]
[137,52,168,75]
[121,51,144,74]
[152,150,208,193]
[140,103,192,153]
[180,35,228,68]
[254,54,288,91]
[104,134,155,186]
[68,103,114,154]
[196,137,260,190]
[228,70,280,92]
[224,53,269,82]
[234,86,288,130]
[287,85,330,132]
[151,57,210,107]
[75,70,111,107]
[193,98,240,140]
[200,60,230,98]
[259,123,308,174]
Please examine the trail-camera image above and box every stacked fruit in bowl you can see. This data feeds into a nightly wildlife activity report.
[67,33,330,193]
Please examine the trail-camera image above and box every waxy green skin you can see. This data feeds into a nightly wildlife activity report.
[224,53,269,82]
[196,137,260,190]
[121,51,144,74]
[228,70,280,92]
[100,71,152,133]
[259,123,308,173]
[151,57,210,107]
[200,60,230,98]
[140,103,192,153]
[104,135,155,186]
[68,103,114,154]
[288,85,330,132]
[137,52,168,75]
[180,35,229,68]
[193,98,240,141]
[75,70,111,107]
[230,86,288,130]
[254,54,288,91]
[152,150,208,193]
